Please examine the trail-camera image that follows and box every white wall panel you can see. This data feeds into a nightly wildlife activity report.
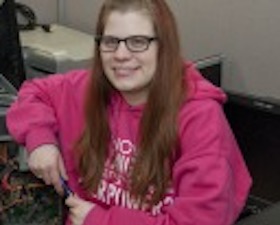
[26,0,280,99]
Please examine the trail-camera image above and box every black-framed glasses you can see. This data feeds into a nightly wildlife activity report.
[95,35,158,52]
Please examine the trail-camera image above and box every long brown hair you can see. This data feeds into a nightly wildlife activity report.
[76,0,186,206]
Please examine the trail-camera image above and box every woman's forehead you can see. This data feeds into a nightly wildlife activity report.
[103,10,155,37]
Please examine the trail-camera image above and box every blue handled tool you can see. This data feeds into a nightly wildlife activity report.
[60,176,73,198]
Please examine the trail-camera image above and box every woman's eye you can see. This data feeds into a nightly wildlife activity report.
[103,37,118,46]
[130,37,147,46]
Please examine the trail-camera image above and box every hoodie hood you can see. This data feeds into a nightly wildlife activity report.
[185,62,227,104]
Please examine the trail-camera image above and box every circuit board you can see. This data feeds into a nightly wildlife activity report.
[0,142,64,225]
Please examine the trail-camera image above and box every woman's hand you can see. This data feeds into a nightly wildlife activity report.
[66,194,95,225]
[28,144,67,195]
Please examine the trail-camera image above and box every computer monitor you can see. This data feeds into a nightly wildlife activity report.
[196,55,223,87]
[0,0,25,89]
[224,92,280,214]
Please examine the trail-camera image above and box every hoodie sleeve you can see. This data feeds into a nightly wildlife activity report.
[6,70,86,153]
[82,99,252,225]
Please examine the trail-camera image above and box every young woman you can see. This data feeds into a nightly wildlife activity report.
[6,0,251,225]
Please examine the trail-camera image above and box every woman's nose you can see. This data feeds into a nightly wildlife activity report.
[113,42,132,60]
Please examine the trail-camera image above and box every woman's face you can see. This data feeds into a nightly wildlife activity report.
[100,10,158,105]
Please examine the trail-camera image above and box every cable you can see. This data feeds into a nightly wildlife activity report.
[16,3,37,31]
[16,3,51,32]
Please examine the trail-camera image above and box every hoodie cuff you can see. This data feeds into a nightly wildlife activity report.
[25,128,58,153]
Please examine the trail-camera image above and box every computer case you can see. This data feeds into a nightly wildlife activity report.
[20,24,94,78]
[224,91,280,217]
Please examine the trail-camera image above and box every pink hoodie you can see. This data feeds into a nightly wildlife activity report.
[6,62,251,225]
